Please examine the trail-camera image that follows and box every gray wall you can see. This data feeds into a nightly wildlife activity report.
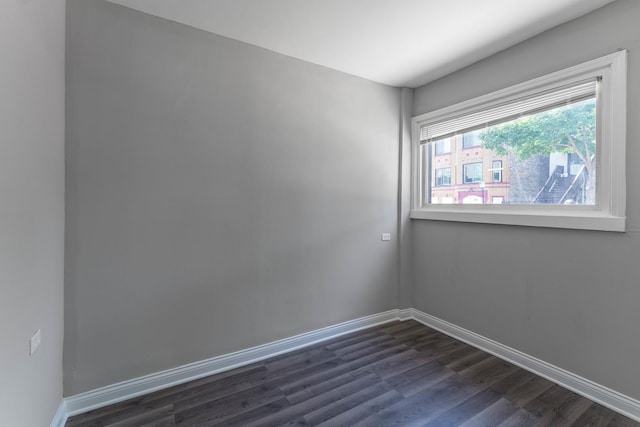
[65,0,400,395]
[0,0,66,425]
[412,0,640,400]
[398,88,414,309]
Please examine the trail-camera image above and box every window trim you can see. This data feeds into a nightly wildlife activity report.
[462,162,483,184]
[434,167,452,187]
[492,160,503,183]
[410,51,627,232]
[461,130,481,149]
[434,138,451,155]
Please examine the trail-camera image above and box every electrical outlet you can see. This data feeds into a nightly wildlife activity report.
[30,329,41,355]
[381,233,391,241]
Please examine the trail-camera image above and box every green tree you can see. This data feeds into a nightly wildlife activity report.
[479,99,596,201]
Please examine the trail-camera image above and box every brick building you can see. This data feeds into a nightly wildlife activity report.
[429,130,510,204]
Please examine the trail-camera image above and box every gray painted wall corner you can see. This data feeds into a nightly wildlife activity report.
[411,0,640,401]
[0,0,66,425]
[64,0,402,395]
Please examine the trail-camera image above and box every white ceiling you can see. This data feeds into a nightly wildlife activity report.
[106,0,616,88]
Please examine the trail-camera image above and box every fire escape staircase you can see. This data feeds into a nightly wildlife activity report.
[533,165,587,204]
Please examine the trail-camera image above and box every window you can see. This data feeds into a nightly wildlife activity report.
[463,163,483,183]
[411,52,627,231]
[492,160,503,183]
[434,138,451,155]
[435,168,451,186]
[462,130,481,148]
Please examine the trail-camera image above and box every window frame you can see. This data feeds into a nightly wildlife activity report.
[492,160,503,183]
[434,167,452,187]
[462,130,481,149]
[462,162,483,184]
[434,138,451,155]
[410,51,627,232]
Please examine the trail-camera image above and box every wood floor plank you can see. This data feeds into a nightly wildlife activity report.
[523,384,570,419]
[458,397,518,427]
[300,381,395,425]
[391,322,437,338]
[458,355,519,390]
[522,385,595,426]
[414,332,457,348]
[242,373,382,427]
[523,384,577,418]
[446,348,493,372]
[548,390,593,424]
[489,368,539,396]
[570,402,618,426]
[338,341,409,362]
[332,333,397,357]
[66,364,268,426]
[436,344,483,366]
[106,404,174,427]
[316,389,404,427]
[416,338,466,358]
[498,408,543,427]
[353,375,480,427]
[422,388,503,427]
[284,371,357,405]
[389,326,444,347]
[68,403,174,427]
[503,375,556,408]
[172,381,284,425]
[144,368,276,414]
[65,322,640,427]
[386,359,456,397]
[351,348,432,380]
[609,414,640,427]
[139,415,176,427]
[277,360,354,396]
[209,398,290,427]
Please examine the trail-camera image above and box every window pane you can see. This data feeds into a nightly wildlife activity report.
[492,160,502,182]
[426,98,596,205]
[435,168,451,186]
[462,130,481,148]
[463,163,483,183]
[434,138,451,155]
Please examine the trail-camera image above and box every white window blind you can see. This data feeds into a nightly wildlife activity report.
[420,79,598,143]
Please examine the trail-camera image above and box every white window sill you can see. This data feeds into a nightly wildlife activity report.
[410,207,625,232]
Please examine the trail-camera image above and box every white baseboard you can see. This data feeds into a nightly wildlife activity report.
[398,307,413,320]
[409,308,640,423]
[50,401,68,427]
[63,307,640,423]
[64,309,401,416]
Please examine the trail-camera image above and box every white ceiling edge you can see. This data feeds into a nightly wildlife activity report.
[105,0,617,88]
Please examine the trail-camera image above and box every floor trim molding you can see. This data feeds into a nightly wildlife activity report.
[410,308,640,422]
[50,400,68,427]
[64,309,401,416]
[63,308,640,422]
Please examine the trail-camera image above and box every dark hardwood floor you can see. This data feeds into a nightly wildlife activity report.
[66,320,639,426]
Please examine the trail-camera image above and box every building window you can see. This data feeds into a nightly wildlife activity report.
[462,130,481,148]
[435,168,451,186]
[463,163,483,183]
[412,52,627,231]
[434,138,451,155]
[492,160,503,182]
